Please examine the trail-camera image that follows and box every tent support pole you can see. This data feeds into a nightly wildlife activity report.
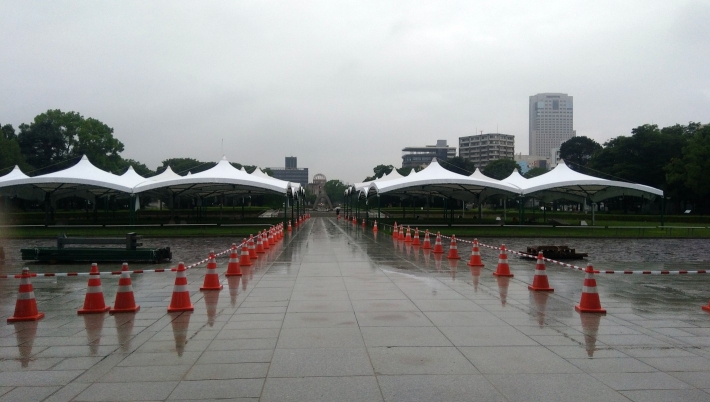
[660,196,665,227]
[377,195,380,219]
[503,198,506,224]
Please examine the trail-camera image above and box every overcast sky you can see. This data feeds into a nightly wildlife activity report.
[2,1,709,183]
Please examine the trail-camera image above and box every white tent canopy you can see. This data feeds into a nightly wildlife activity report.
[509,160,663,202]
[366,159,521,201]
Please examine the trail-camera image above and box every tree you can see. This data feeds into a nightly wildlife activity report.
[665,124,710,209]
[120,159,155,177]
[559,136,601,171]
[0,122,28,172]
[482,159,520,180]
[324,179,348,202]
[440,157,476,175]
[1,123,16,140]
[524,167,548,178]
[16,110,125,173]
[364,164,394,181]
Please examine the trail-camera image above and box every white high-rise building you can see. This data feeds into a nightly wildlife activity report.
[529,93,575,157]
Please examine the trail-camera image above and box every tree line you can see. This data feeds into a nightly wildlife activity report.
[0,109,270,178]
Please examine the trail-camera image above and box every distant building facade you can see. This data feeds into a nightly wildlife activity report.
[529,93,575,158]
[458,133,515,169]
[270,157,308,186]
[401,140,456,169]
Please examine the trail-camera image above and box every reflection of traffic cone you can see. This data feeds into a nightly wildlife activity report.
[528,252,554,291]
[447,235,461,259]
[432,232,444,254]
[83,313,105,356]
[404,227,412,242]
[448,259,458,280]
[702,300,710,313]
[423,248,431,265]
[201,252,223,291]
[470,266,481,292]
[434,252,443,272]
[373,220,378,232]
[493,245,514,277]
[114,314,135,353]
[362,218,366,228]
[239,240,252,266]
[110,263,140,314]
[168,262,194,312]
[352,216,357,225]
[225,245,242,277]
[422,230,432,249]
[248,235,258,259]
[467,239,485,267]
[531,292,550,327]
[288,221,292,232]
[579,313,602,357]
[227,276,240,307]
[496,276,510,306]
[13,321,38,367]
[392,222,398,239]
[7,267,45,323]
[78,263,111,314]
[255,234,265,253]
[405,242,411,257]
[169,312,191,357]
[575,264,606,314]
[203,289,220,327]
[412,228,420,246]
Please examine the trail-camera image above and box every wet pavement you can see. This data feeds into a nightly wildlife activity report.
[1,217,709,401]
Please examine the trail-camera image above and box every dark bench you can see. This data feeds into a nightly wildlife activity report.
[57,232,143,250]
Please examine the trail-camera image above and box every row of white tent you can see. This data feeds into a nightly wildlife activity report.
[353,158,662,204]
[0,155,663,206]
[0,156,302,202]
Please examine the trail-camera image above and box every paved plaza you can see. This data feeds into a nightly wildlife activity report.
[1,218,710,401]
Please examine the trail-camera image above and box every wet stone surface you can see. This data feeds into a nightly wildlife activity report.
[1,218,710,401]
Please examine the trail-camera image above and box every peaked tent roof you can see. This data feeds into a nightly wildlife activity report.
[133,156,293,196]
[516,160,663,202]
[366,158,521,201]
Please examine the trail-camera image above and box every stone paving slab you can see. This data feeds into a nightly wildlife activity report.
[1,217,710,400]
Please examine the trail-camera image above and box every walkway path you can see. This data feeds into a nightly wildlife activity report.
[1,218,709,401]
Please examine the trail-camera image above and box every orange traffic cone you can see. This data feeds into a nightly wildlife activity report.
[7,267,44,322]
[288,221,292,232]
[248,235,258,259]
[110,263,140,314]
[398,225,404,241]
[225,245,242,277]
[493,245,514,277]
[404,226,412,243]
[703,300,710,313]
[528,252,554,291]
[447,235,461,259]
[200,251,223,291]
[168,262,194,312]
[261,230,270,250]
[78,263,110,314]
[352,216,357,225]
[575,264,606,314]
[256,233,265,253]
[412,228,420,246]
[362,218,366,228]
[268,229,276,246]
[373,220,378,232]
[422,230,432,249]
[239,240,252,266]
[467,239,485,267]
[392,222,398,239]
[432,232,444,254]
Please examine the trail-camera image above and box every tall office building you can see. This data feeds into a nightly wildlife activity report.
[529,93,575,157]
[459,133,515,169]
